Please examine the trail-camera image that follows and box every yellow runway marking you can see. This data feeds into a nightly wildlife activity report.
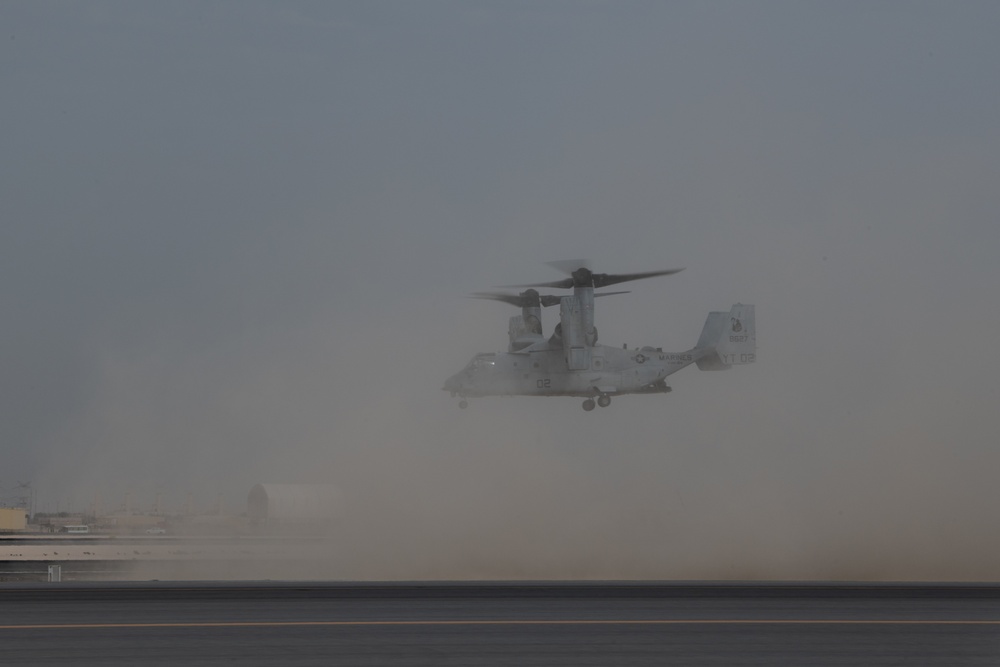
[1,619,999,630]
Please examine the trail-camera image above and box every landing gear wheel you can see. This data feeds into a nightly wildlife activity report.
[597,395,611,408]
[582,398,596,411]
[459,400,468,409]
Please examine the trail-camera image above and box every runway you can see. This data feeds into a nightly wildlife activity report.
[1,582,998,665]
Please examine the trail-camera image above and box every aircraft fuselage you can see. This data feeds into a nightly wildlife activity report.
[443,344,702,399]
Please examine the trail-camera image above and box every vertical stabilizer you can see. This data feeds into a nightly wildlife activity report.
[695,304,756,370]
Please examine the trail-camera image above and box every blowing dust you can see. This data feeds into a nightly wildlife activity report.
[38,301,1000,583]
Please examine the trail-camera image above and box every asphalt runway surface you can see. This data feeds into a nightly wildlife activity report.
[1,582,999,666]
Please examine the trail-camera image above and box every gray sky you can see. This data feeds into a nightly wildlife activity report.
[2,1,999,579]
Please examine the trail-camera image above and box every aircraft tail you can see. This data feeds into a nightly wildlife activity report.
[695,304,755,370]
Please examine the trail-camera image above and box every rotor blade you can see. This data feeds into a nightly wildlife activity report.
[538,294,563,307]
[501,259,590,289]
[471,289,629,308]
[503,277,576,289]
[470,291,539,308]
[508,267,684,289]
[538,290,630,307]
[590,268,684,288]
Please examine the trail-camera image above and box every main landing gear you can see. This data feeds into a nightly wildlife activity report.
[582,395,612,411]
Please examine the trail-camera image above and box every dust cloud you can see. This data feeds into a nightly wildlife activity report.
[30,297,1000,582]
[5,3,1000,581]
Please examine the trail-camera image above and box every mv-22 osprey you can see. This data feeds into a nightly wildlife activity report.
[443,263,755,411]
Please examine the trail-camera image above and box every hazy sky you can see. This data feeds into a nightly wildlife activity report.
[2,1,999,579]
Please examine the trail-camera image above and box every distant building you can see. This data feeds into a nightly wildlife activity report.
[33,514,85,533]
[247,484,340,526]
[60,524,90,534]
[0,508,28,532]
[100,514,163,533]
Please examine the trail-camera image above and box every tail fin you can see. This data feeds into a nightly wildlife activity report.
[695,304,756,370]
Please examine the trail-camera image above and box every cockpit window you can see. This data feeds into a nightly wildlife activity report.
[468,353,496,370]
